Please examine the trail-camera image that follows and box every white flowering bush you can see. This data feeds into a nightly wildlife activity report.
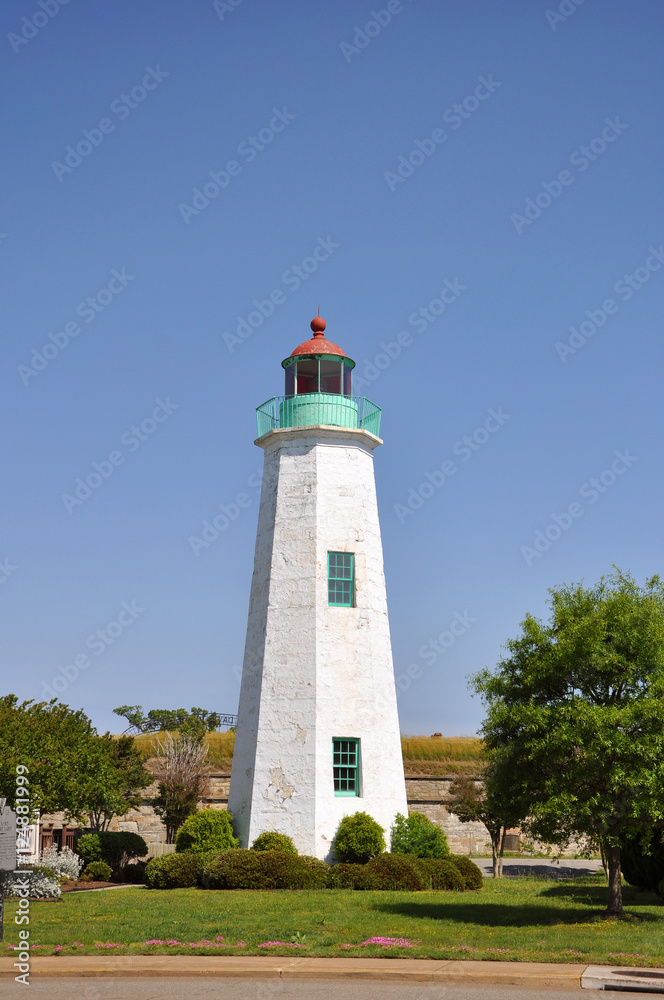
[38,845,84,880]
[4,868,61,899]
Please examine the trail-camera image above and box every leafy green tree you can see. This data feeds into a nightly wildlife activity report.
[83,735,151,831]
[113,705,222,735]
[0,696,148,825]
[472,570,664,915]
[447,772,518,877]
[390,811,450,858]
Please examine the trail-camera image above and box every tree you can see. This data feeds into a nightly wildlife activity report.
[151,733,210,843]
[447,771,518,877]
[0,697,117,821]
[472,570,664,915]
[113,705,222,735]
[82,735,151,831]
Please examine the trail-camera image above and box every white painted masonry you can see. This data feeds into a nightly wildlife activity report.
[228,424,408,860]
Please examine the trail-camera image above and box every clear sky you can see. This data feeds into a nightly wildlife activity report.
[2,0,663,738]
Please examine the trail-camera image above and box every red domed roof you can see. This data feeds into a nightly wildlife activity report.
[289,317,348,358]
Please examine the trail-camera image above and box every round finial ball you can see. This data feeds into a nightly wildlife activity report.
[310,316,326,335]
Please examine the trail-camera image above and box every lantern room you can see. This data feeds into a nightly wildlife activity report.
[282,317,355,396]
[255,316,382,438]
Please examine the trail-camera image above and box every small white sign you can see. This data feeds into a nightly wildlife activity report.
[0,800,17,871]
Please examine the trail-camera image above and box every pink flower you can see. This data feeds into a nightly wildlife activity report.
[72,942,83,948]
[53,945,63,953]
[215,936,224,942]
[258,942,303,948]
[144,940,164,945]
[358,936,417,949]
[235,942,247,948]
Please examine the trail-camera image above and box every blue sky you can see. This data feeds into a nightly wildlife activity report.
[2,0,663,738]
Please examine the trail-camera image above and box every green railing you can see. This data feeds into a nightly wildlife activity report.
[256,393,382,438]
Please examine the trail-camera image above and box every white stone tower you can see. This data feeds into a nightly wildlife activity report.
[228,316,407,860]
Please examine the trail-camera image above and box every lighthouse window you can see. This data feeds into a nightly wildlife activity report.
[328,552,355,607]
[333,738,360,796]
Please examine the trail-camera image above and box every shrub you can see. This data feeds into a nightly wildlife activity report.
[76,833,102,866]
[251,831,298,855]
[145,851,200,889]
[413,857,465,890]
[299,855,330,888]
[362,853,425,891]
[4,868,61,899]
[200,849,326,890]
[38,845,84,880]
[82,861,113,882]
[77,831,148,875]
[118,862,147,884]
[448,854,483,890]
[175,808,239,854]
[334,812,385,864]
[325,863,367,889]
[390,812,450,859]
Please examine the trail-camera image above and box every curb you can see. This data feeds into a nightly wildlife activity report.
[0,956,588,984]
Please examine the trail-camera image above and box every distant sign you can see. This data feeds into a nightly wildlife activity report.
[219,714,237,728]
[0,801,17,871]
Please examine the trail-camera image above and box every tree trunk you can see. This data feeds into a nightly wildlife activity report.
[498,826,507,878]
[606,843,623,916]
[491,831,500,878]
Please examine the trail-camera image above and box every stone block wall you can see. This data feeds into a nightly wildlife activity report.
[39,771,490,854]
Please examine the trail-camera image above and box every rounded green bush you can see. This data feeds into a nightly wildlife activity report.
[145,851,199,889]
[326,863,367,889]
[77,832,147,875]
[175,808,239,854]
[118,862,147,884]
[83,861,113,882]
[390,812,450,858]
[362,853,424,891]
[448,855,483,890]
[200,849,322,890]
[333,811,385,864]
[414,857,464,890]
[76,833,102,866]
[251,832,298,855]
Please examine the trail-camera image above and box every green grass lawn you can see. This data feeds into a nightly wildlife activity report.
[4,875,663,966]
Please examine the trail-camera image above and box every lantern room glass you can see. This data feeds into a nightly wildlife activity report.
[284,357,352,397]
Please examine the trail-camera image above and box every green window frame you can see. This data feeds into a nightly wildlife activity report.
[328,552,354,607]
[333,738,360,796]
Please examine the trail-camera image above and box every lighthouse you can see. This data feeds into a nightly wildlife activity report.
[228,316,408,860]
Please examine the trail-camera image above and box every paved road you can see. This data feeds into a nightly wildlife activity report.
[477,858,604,880]
[0,980,585,1000]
